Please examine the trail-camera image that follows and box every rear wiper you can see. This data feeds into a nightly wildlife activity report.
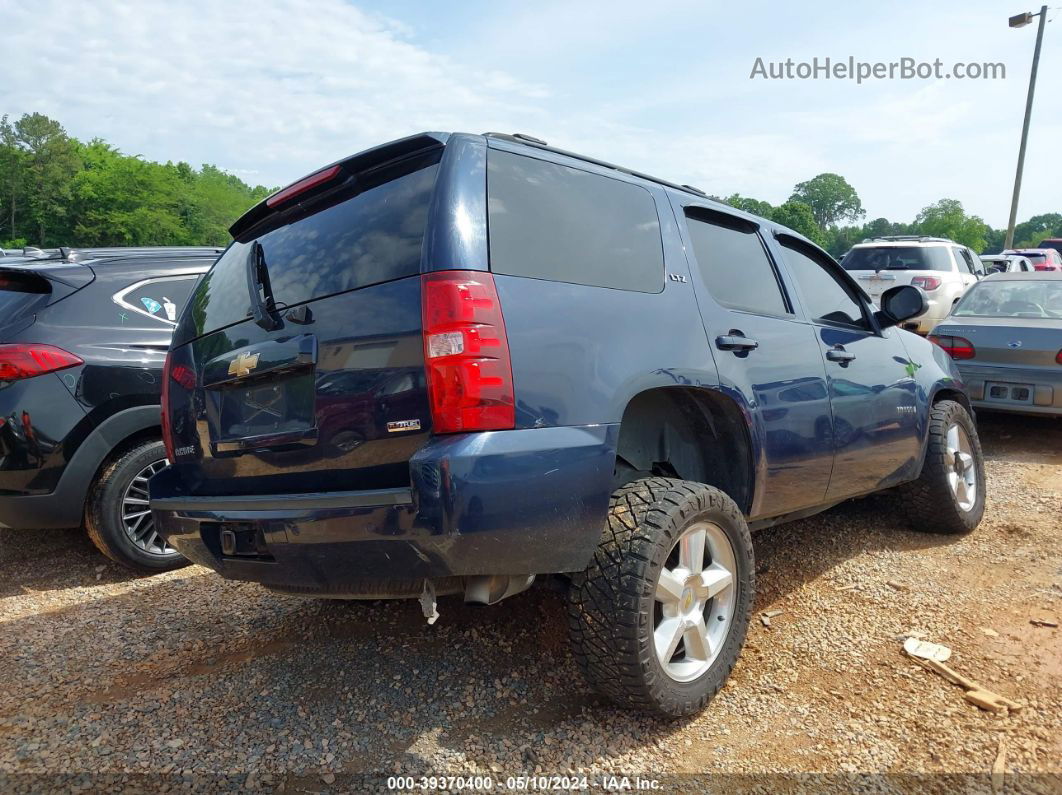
[245,241,281,331]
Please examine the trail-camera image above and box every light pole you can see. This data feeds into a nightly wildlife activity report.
[1004,6,1048,250]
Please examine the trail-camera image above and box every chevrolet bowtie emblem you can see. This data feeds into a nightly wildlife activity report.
[228,351,260,377]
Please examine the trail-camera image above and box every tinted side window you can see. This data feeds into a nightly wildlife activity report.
[778,238,866,328]
[487,150,663,292]
[684,211,789,316]
[116,276,199,325]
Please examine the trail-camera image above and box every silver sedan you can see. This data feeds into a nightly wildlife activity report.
[930,272,1062,416]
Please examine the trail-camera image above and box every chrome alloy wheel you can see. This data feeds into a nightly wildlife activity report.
[121,458,175,557]
[653,521,738,682]
[946,423,977,512]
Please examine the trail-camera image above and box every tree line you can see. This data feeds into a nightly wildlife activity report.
[0,113,270,249]
[722,173,1060,258]
[1,112,1059,257]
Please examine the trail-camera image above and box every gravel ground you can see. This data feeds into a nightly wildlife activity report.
[0,412,1059,793]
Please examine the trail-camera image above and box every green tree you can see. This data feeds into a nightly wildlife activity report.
[771,200,828,248]
[723,193,774,218]
[826,225,864,258]
[0,115,26,242]
[913,199,990,251]
[7,113,82,244]
[790,173,864,229]
[69,139,190,245]
[1012,212,1062,248]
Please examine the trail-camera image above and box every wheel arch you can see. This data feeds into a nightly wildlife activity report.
[929,385,973,415]
[613,386,755,514]
[78,406,163,516]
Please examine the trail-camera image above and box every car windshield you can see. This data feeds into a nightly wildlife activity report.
[842,246,953,271]
[953,280,1062,318]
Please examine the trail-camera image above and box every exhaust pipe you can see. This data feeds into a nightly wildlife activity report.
[463,574,535,606]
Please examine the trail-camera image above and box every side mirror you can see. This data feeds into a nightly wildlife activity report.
[875,284,928,329]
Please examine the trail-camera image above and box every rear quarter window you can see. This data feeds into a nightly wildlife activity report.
[487,150,664,292]
[0,272,50,323]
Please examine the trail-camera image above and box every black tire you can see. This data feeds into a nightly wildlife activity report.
[85,440,189,573]
[567,477,754,717]
[894,400,986,535]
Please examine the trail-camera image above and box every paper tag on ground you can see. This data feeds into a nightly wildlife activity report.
[903,637,952,662]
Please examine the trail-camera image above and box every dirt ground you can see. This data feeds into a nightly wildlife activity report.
[0,412,1059,793]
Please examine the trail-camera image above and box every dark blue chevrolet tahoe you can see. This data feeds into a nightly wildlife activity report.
[150,132,986,716]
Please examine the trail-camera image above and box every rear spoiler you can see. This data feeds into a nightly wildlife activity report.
[230,132,448,241]
[0,263,95,305]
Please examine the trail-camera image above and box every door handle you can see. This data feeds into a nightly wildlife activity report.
[715,333,759,352]
[826,345,856,366]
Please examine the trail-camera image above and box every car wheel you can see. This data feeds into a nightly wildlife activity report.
[894,400,986,535]
[85,439,189,572]
[567,477,754,717]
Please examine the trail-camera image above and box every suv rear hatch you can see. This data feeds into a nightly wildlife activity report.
[164,136,447,496]
[841,245,954,303]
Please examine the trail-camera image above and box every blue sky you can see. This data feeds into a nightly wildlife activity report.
[3,0,1059,226]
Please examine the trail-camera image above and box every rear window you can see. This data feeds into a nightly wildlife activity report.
[0,272,50,322]
[841,246,954,271]
[954,280,1062,318]
[184,151,441,337]
[487,150,663,292]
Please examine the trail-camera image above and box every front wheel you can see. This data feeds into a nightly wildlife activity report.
[893,400,986,535]
[85,440,189,573]
[567,478,754,717]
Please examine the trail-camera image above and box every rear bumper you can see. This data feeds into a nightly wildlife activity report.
[908,302,951,335]
[150,424,619,590]
[957,363,1062,416]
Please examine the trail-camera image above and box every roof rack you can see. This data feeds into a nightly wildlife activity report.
[860,235,953,244]
[7,246,226,264]
[482,132,710,200]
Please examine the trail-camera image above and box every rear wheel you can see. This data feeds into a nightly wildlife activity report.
[85,440,189,572]
[893,400,985,535]
[567,478,754,716]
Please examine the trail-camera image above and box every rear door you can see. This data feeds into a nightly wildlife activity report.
[672,200,833,517]
[772,235,922,499]
[165,142,444,496]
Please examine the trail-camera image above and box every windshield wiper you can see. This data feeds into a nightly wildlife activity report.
[245,241,281,331]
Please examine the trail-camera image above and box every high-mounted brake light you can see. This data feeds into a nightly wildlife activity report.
[929,334,976,360]
[265,165,343,209]
[422,271,515,434]
[911,276,942,291]
[0,344,82,381]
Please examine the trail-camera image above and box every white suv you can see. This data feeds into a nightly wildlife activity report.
[840,236,984,334]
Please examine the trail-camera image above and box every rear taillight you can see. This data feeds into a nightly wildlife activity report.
[160,353,195,462]
[1056,349,1062,365]
[161,352,176,462]
[911,276,942,291]
[265,165,342,208]
[0,344,82,381]
[422,271,515,434]
[930,335,976,360]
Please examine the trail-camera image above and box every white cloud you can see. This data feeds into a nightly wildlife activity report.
[1,0,549,188]
[1,0,1058,226]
